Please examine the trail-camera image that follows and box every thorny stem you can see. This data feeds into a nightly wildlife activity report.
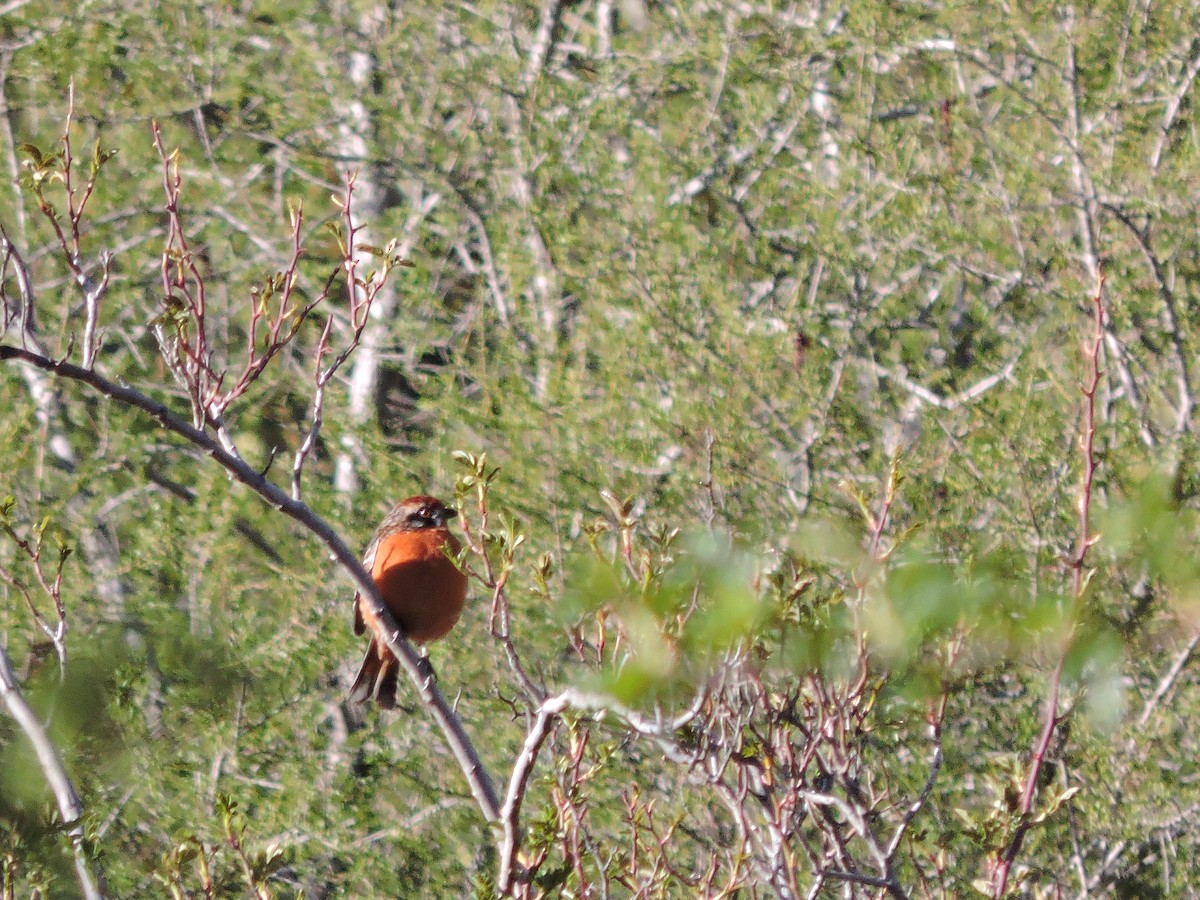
[991,271,1106,897]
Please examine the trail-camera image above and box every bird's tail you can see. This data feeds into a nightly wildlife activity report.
[348,638,399,709]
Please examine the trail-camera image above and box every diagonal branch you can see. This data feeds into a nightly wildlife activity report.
[0,643,105,899]
[0,343,501,823]
[1136,624,1200,730]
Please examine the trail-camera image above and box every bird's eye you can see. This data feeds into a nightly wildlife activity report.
[407,506,437,527]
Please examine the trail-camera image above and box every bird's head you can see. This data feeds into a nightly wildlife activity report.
[393,495,458,531]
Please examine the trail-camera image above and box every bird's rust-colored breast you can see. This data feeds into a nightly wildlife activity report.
[369,528,467,644]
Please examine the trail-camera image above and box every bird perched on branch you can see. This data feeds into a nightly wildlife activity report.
[348,495,467,708]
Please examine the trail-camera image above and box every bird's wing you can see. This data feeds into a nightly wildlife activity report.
[352,533,382,636]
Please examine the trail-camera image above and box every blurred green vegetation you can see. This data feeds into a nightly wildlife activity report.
[2,0,1200,895]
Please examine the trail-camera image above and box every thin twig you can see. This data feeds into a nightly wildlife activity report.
[1150,49,1200,171]
[455,471,543,703]
[991,270,1105,896]
[1136,624,1200,729]
[885,698,946,860]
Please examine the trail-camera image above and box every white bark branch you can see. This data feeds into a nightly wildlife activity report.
[0,644,104,899]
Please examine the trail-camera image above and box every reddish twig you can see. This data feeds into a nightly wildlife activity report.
[290,174,412,498]
[991,271,1106,896]
[151,125,342,433]
[152,123,214,427]
[18,85,113,368]
[0,512,72,673]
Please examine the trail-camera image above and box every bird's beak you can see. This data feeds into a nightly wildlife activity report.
[437,507,458,525]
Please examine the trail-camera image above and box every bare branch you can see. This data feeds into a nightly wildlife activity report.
[0,343,502,823]
[1136,624,1200,730]
[885,700,946,860]
[1103,203,1195,436]
[497,691,573,893]
[866,355,1018,410]
[521,0,564,92]
[152,125,337,432]
[1150,49,1200,171]
[0,644,105,899]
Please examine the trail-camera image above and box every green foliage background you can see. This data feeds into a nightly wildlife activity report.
[2,0,1200,895]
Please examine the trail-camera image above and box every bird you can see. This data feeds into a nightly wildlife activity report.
[348,495,468,708]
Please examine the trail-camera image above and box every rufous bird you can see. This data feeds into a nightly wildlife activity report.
[348,495,467,708]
